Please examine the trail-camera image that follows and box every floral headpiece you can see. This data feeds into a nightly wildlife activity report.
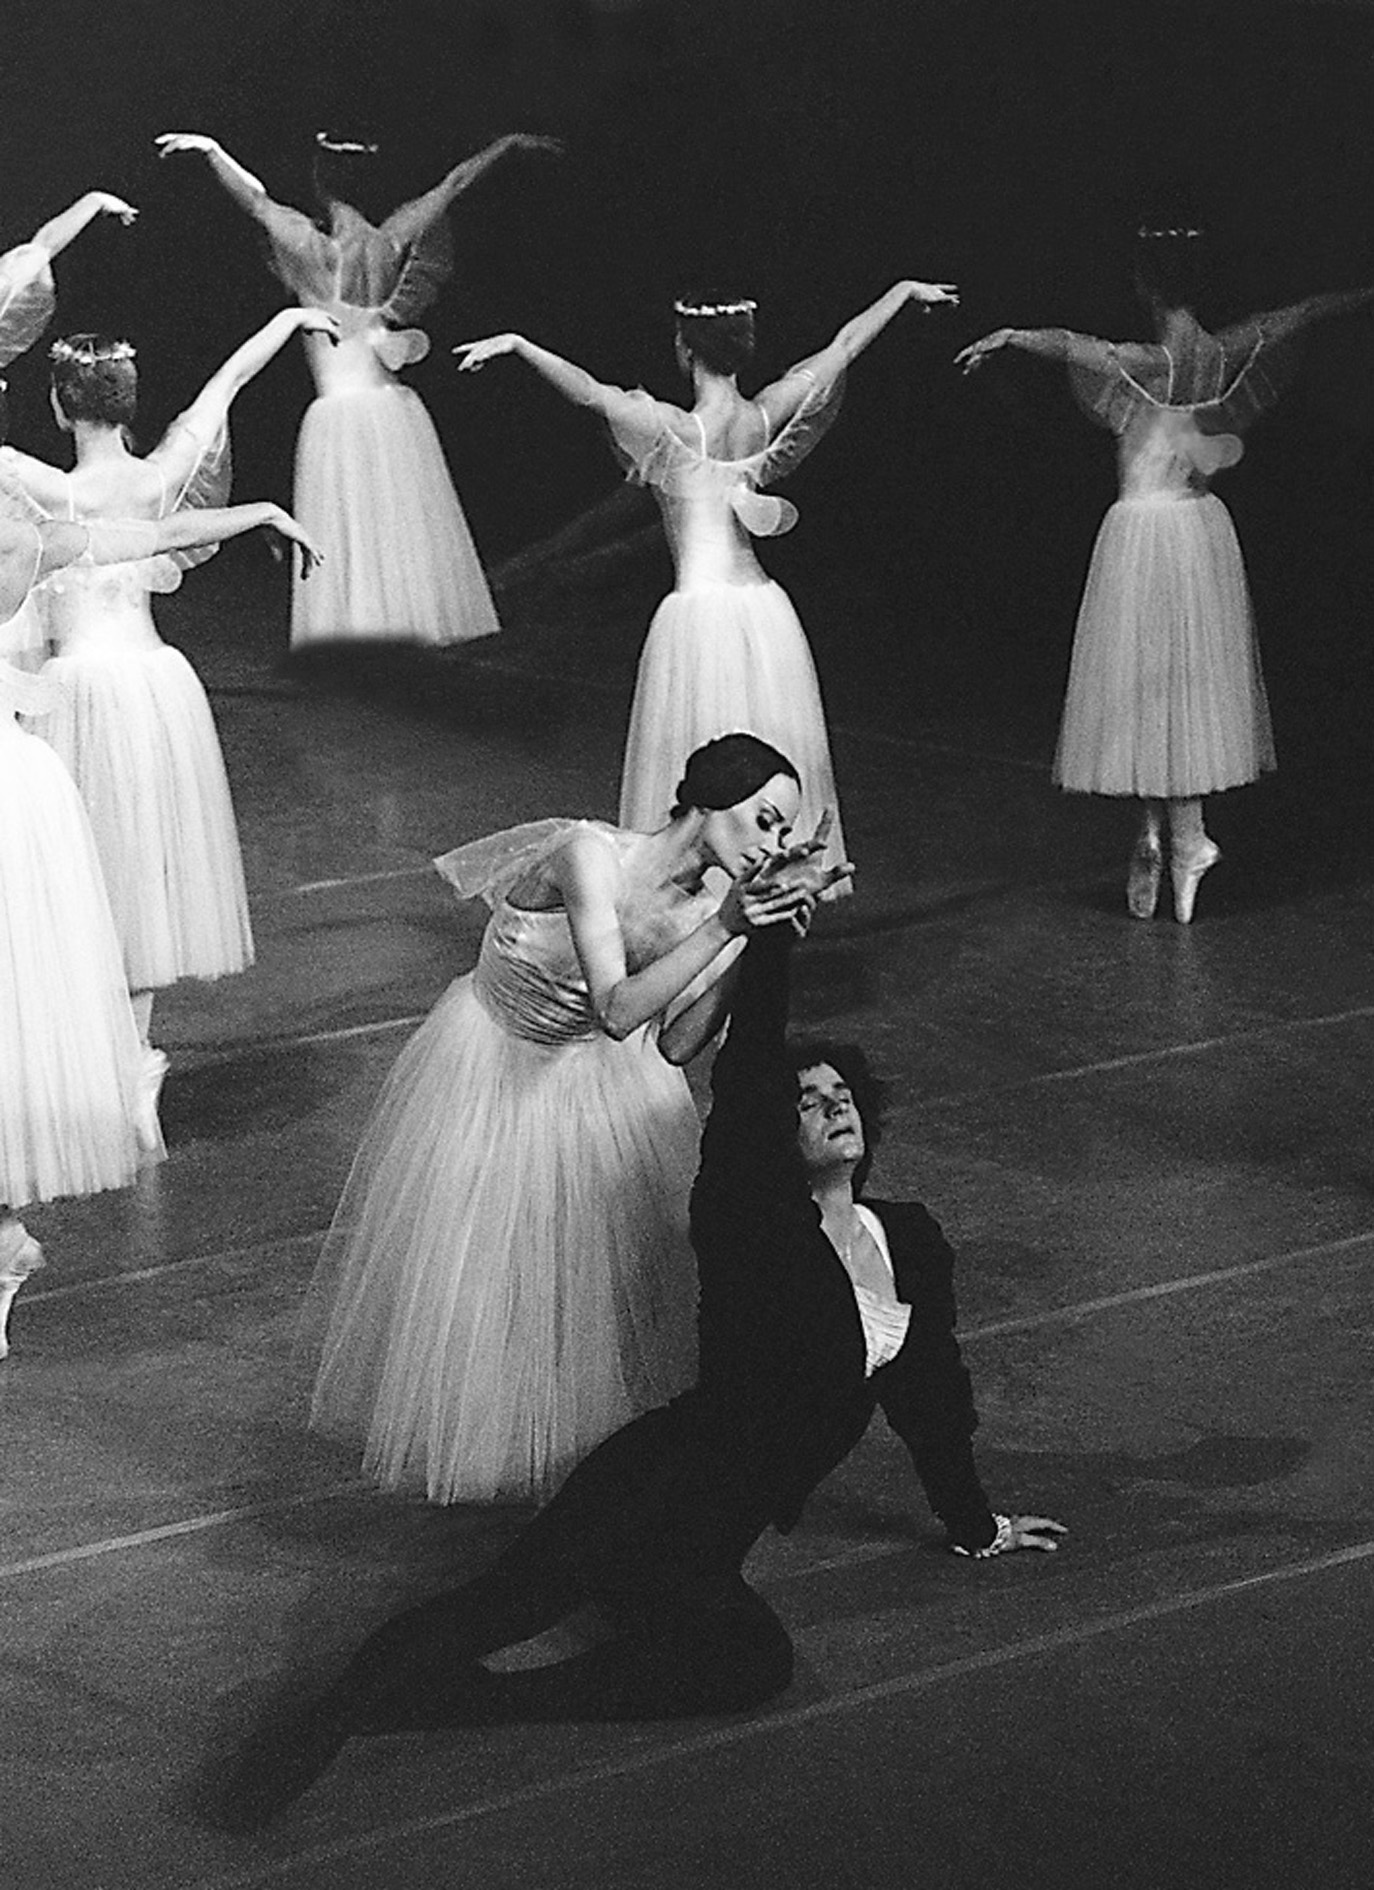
[49,336,137,366]
[316,131,380,155]
[1137,227,1203,240]
[673,298,757,318]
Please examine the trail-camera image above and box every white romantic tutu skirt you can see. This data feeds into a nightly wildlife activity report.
[1053,492,1275,798]
[618,577,848,877]
[290,382,502,651]
[40,642,254,992]
[308,977,700,1503]
[0,718,150,1206]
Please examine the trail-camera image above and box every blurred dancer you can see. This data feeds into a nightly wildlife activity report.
[958,225,1374,921]
[157,127,559,649]
[456,278,959,884]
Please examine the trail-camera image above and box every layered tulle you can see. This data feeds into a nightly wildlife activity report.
[40,639,253,991]
[0,715,149,1206]
[309,975,701,1503]
[618,578,848,873]
[1053,492,1275,798]
[290,379,501,650]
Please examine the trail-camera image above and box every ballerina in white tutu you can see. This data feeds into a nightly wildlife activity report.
[308,733,848,1504]
[957,224,1374,922]
[0,290,322,1357]
[454,280,959,883]
[155,126,560,651]
[0,305,336,1101]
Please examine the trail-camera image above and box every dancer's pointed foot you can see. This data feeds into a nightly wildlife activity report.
[0,1224,44,1362]
[136,1047,169,1154]
[1126,834,1164,919]
[1171,838,1221,924]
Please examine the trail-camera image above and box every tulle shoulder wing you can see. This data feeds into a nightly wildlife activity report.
[0,455,48,528]
[381,216,453,329]
[1071,330,1288,437]
[753,366,846,487]
[0,243,56,368]
[434,818,593,909]
[142,414,233,589]
[1068,342,1165,435]
[605,390,682,486]
[260,202,336,305]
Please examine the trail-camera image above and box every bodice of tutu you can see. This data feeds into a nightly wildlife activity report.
[41,561,164,656]
[654,463,770,591]
[303,316,399,397]
[1116,407,1240,504]
[466,825,714,1047]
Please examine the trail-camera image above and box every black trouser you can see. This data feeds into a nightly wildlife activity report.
[344,1400,797,1726]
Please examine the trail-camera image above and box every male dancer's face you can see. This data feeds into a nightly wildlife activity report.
[795,1063,865,1179]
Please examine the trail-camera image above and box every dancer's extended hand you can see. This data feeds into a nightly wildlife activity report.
[453,335,521,372]
[908,280,960,310]
[507,134,564,158]
[89,192,139,226]
[954,329,1015,374]
[154,133,222,161]
[296,308,342,345]
[1004,1515,1067,1552]
[262,508,323,578]
[752,810,854,903]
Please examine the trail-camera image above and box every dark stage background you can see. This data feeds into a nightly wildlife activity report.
[3,0,1372,749]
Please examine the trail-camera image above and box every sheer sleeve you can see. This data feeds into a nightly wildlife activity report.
[433,818,583,910]
[1070,328,1287,438]
[141,413,233,588]
[0,243,56,369]
[753,365,846,485]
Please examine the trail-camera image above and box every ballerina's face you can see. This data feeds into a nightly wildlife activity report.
[701,772,802,878]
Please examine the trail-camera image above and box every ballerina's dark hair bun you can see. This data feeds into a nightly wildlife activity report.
[49,334,138,428]
[674,296,757,378]
[670,732,798,818]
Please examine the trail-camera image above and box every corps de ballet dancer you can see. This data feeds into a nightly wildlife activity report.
[454,279,960,884]
[957,223,1374,922]
[0,305,338,1113]
[0,204,322,1357]
[306,734,836,1505]
[156,126,560,651]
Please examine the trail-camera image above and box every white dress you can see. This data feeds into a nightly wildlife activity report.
[1056,331,1278,798]
[0,650,152,1209]
[308,821,706,1503]
[264,202,501,650]
[610,390,849,878]
[37,458,254,992]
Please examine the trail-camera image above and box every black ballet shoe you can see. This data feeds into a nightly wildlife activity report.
[1126,835,1163,920]
[216,1683,362,1831]
[1171,838,1221,924]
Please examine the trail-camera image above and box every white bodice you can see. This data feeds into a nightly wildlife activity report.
[653,461,772,591]
[464,825,714,1048]
[1116,407,1239,505]
[41,562,164,656]
[303,319,399,398]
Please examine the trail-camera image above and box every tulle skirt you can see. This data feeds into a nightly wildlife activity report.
[290,382,502,651]
[1054,493,1275,798]
[40,641,254,992]
[0,719,148,1206]
[618,579,848,879]
[308,976,701,1503]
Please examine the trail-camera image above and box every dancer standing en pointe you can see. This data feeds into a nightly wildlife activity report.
[958,224,1374,921]
[455,279,959,883]
[0,306,337,1104]
[156,127,559,650]
[307,736,830,1504]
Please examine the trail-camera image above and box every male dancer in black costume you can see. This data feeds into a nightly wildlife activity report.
[231,879,1063,1824]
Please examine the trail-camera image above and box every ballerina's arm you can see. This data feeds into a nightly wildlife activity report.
[956,325,1158,376]
[453,332,657,449]
[551,830,814,1045]
[28,190,138,257]
[1219,283,1374,353]
[150,306,339,493]
[757,278,958,432]
[380,134,561,251]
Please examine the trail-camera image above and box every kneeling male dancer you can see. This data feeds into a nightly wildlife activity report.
[232,903,1063,1824]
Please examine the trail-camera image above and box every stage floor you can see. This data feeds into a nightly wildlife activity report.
[3,547,1371,1889]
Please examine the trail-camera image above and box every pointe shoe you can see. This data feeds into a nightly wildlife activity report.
[1171,838,1221,924]
[0,1228,45,1362]
[136,1048,169,1154]
[1126,834,1164,919]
